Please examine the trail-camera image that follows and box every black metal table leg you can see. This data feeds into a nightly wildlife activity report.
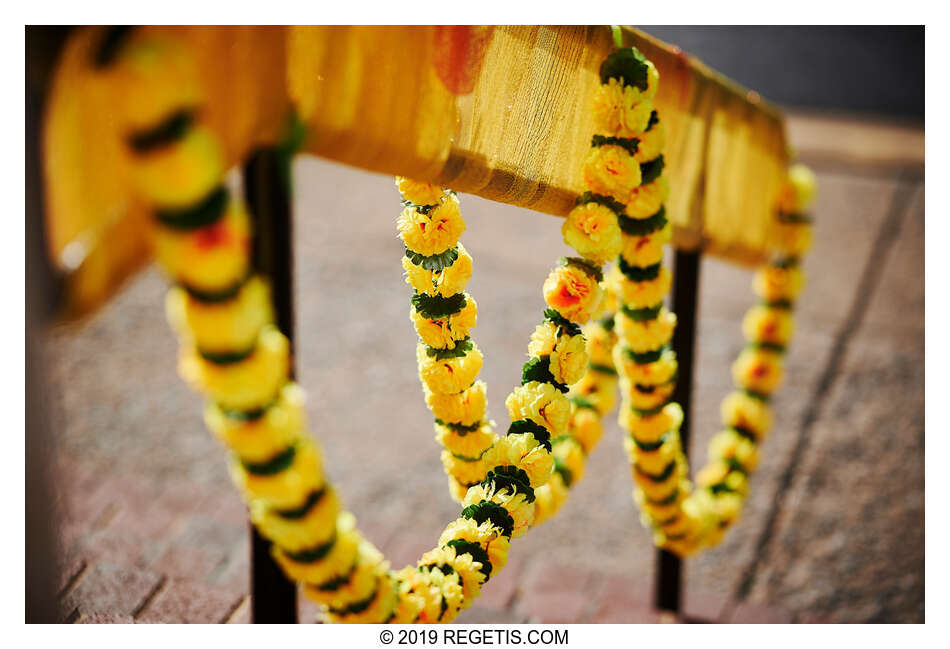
[653,249,702,615]
[243,149,299,624]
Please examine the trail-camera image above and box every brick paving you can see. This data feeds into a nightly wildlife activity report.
[40,114,924,623]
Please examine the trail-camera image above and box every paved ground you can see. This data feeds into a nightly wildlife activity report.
[40,112,924,623]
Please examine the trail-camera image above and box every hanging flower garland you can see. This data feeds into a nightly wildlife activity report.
[573,43,818,556]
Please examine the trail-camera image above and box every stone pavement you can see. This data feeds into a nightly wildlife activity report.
[42,112,924,623]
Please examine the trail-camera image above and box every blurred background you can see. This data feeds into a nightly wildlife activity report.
[28,26,924,623]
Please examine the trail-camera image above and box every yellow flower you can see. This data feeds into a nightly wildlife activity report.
[778,164,817,213]
[624,431,679,475]
[165,275,273,354]
[441,449,489,485]
[774,221,813,257]
[416,567,464,623]
[625,175,670,219]
[732,347,785,395]
[329,576,399,624]
[721,391,773,439]
[395,176,445,206]
[528,322,558,357]
[620,375,675,411]
[584,322,617,367]
[532,472,569,525]
[562,203,623,265]
[592,78,655,137]
[742,304,795,346]
[553,436,586,485]
[251,486,341,554]
[753,265,805,303]
[133,125,224,209]
[620,218,672,267]
[153,194,252,293]
[634,119,666,163]
[463,483,536,539]
[708,430,760,473]
[309,541,384,611]
[273,512,362,586]
[614,344,678,386]
[550,333,589,385]
[403,241,473,297]
[606,263,672,308]
[397,193,465,256]
[483,433,554,489]
[438,517,510,578]
[710,492,745,526]
[435,421,496,460]
[229,437,325,510]
[417,341,484,395]
[425,379,487,427]
[179,325,289,412]
[568,404,603,454]
[567,371,618,416]
[390,573,426,624]
[615,307,676,353]
[505,381,571,438]
[633,455,683,495]
[418,545,486,603]
[582,144,643,203]
[619,402,683,444]
[542,264,604,324]
[411,296,478,350]
[204,382,305,464]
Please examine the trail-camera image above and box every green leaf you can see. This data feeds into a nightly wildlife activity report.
[405,246,460,272]
[315,562,358,592]
[617,206,667,236]
[411,292,467,318]
[639,154,665,185]
[435,417,482,434]
[329,582,380,616]
[242,446,296,476]
[558,256,604,282]
[633,432,668,452]
[743,388,772,403]
[747,341,786,354]
[284,531,337,563]
[591,134,639,156]
[634,459,676,483]
[425,338,474,360]
[599,314,616,331]
[129,108,195,154]
[576,191,626,216]
[482,465,535,503]
[553,456,574,487]
[620,302,663,322]
[275,488,326,520]
[762,299,794,310]
[460,501,515,537]
[623,345,669,365]
[521,356,568,393]
[777,211,812,224]
[182,273,248,304]
[618,258,661,282]
[631,400,670,418]
[198,345,256,366]
[445,540,493,580]
[770,255,800,270]
[156,185,228,231]
[732,425,760,442]
[646,487,679,506]
[646,110,660,132]
[588,362,618,376]
[542,309,583,337]
[569,396,597,411]
[599,47,651,90]
[507,419,552,452]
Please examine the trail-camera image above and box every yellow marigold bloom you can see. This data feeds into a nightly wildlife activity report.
[411,296,477,350]
[774,221,813,257]
[397,193,465,256]
[753,265,805,303]
[112,36,201,129]
[550,333,589,385]
[592,78,655,137]
[607,263,672,308]
[710,492,745,527]
[154,196,251,293]
[441,449,488,486]
[395,176,445,206]
[165,275,273,354]
[438,517,510,578]
[633,456,684,496]
[251,486,340,554]
[615,307,676,353]
[309,541,385,611]
[403,242,473,298]
[732,347,785,395]
[562,203,623,265]
[709,430,760,473]
[620,375,675,411]
[584,322,617,367]
[742,304,795,347]
[542,264,604,324]
[620,218,672,267]
[179,325,288,412]
[528,322,558,357]
[447,476,471,503]
[778,164,817,213]
[484,433,554,489]
[553,437,586,485]
[390,570,427,624]
[229,438,325,510]
[634,479,689,521]
[272,512,360,586]
[435,422,495,461]
[204,382,304,464]
[414,567,464,623]
[505,381,571,439]
[619,402,683,444]
[567,371,617,416]
[419,545,486,603]
[634,119,666,163]
[328,575,399,624]
[721,391,773,439]
[614,344,678,386]
[624,431,679,475]
[625,175,670,219]
[425,380,487,427]
[463,484,536,539]
[133,126,224,209]
[417,341,484,395]
[532,472,570,525]
[582,144,643,203]
[568,405,603,454]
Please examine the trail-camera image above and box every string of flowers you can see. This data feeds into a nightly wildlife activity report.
[396,178,620,524]
[581,42,817,555]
